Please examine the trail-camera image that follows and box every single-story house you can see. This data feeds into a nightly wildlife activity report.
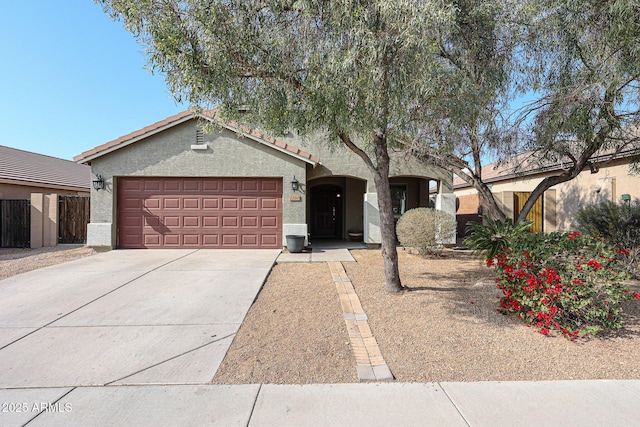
[0,145,90,199]
[0,145,90,248]
[74,110,455,249]
[454,148,640,237]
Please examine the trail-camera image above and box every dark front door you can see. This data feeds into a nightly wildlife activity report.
[311,185,342,238]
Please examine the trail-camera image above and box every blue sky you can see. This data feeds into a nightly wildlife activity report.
[0,1,186,161]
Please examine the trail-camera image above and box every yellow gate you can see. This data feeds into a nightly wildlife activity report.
[513,192,544,233]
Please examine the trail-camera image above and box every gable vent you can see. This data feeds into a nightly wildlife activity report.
[191,127,208,150]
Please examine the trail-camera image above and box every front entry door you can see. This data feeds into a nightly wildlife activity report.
[311,185,342,238]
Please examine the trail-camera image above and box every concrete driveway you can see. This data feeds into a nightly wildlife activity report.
[0,249,280,389]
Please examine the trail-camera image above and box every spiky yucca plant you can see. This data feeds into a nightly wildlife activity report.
[465,216,534,260]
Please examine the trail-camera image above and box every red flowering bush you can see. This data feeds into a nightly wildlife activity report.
[486,231,639,340]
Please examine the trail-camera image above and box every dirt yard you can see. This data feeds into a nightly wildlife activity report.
[0,245,96,280]
[214,248,640,384]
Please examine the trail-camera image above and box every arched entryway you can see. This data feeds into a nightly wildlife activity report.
[310,184,343,238]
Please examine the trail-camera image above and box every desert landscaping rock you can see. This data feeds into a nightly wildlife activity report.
[0,245,96,281]
[217,248,640,384]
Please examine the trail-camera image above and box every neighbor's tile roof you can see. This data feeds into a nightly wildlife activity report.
[454,144,640,189]
[0,145,90,190]
[74,110,320,165]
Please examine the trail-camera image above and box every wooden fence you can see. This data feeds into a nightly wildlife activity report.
[58,196,90,244]
[0,199,31,248]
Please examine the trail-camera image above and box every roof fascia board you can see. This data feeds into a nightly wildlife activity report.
[78,113,318,166]
[209,118,317,166]
[78,115,195,164]
[0,178,89,192]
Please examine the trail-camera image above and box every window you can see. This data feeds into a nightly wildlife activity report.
[390,184,407,217]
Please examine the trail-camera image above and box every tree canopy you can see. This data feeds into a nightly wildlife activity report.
[99,0,456,292]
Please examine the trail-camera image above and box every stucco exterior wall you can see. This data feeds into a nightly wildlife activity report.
[454,158,640,232]
[89,120,307,247]
[0,182,87,199]
[285,133,452,193]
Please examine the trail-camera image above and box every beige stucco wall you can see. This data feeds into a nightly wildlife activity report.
[454,158,640,232]
[0,182,88,199]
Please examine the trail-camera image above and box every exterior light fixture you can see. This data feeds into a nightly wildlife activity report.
[291,176,299,191]
[92,174,105,191]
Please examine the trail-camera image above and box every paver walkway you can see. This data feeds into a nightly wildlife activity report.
[328,262,394,382]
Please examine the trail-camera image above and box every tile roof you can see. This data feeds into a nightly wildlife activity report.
[0,145,90,190]
[454,146,640,189]
[74,110,320,165]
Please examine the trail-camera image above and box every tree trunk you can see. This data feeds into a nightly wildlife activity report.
[372,162,403,293]
[337,131,403,292]
[477,180,506,221]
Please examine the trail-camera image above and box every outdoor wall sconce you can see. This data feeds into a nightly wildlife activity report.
[92,174,105,191]
[291,176,299,191]
[588,161,599,174]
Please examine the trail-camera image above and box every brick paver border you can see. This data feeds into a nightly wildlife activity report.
[327,262,394,382]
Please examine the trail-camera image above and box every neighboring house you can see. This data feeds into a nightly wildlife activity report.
[454,148,640,237]
[0,145,90,198]
[74,110,454,249]
[0,145,90,248]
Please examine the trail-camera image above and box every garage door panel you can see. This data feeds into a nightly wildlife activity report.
[144,234,161,246]
[144,198,161,209]
[222,180,240,192]
[163,198,180,209]
[242,217,258,227]
[241,198,259,209]
[122,197,142,210]
[222,216,238,228]
[203,217,219,227]
[163,180,181,191]
[202,180,221,192]
[222,198,239,210]
[222,235,239,246]
[182,234,200,245]
[183,181,201,192]
[261,180,279,192]
[241,235,259,246]
[118,177,282,249]
[261,216,278,228]
[183,216,200,227]
[122,215,142,227]
[183,198,200,209]
[202,234,219,246]
[144,180,162,191]
[203,198,219,209]
[261,235,278,246]
[261,199,279,210]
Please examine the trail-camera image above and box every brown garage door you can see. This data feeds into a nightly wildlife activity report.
[117,177,282,249]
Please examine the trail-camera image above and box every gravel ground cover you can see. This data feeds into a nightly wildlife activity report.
[215,248,640,384]
[0,245,96,280]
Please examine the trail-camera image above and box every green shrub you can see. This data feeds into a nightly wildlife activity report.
[464,216,534,260]
[487,231,639,340]
[575,201,640,277]
[396,207,456,254]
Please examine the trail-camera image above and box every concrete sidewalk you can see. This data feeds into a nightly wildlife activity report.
[3,380,639,426]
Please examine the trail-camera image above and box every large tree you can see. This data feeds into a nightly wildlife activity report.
[402,0,524,221]
[513,0,640,223]
[99,0,454,292]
